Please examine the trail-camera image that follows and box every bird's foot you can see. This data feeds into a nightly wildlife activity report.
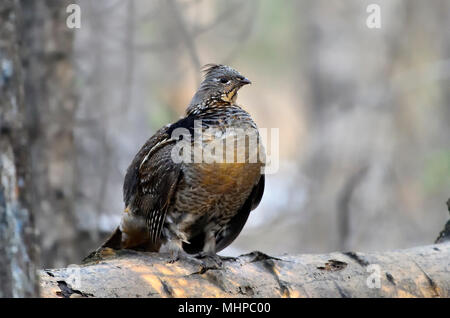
[166,249,192,264]
[160,240,188,264]
[164,248,204,267]
[194,252,223,270]
[219,255,238,262]
[167,254,180,264]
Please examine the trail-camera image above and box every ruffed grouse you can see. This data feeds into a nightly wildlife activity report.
[100,64,265,260]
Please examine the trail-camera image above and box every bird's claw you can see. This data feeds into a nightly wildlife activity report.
[167,255,180,264]
[194,252,223,269]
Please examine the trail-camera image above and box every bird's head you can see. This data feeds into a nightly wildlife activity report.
[187,64,251,114]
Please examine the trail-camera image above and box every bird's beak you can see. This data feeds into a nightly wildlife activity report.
[239,77,252,86]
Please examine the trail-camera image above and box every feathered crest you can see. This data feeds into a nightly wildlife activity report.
[201,63,223,78]
[201,63,237,80]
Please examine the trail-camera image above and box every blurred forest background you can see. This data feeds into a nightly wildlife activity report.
[1,0,450,272]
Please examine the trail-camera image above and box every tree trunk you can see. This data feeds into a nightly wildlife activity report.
[40,243,449,298]
[20,0,78,268]
[0,0,37,298]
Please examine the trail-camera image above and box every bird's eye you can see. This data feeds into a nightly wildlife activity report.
[220,78,230,84]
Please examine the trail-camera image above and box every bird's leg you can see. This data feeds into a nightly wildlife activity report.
[160,239,186,263]
[159,226,190,263]
[166,218,190,244]
[194,231,223,268]
[161,239,212,268]
[202,230,216,254]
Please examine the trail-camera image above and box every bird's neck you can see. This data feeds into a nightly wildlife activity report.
[186,92,237,117]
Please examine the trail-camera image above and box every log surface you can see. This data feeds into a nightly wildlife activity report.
[39,243,450,298]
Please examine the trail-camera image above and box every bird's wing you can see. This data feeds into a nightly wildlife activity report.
[123,122,187,244]
[123,126,172,206]
[139,143,182,244]
[215,174,265,252]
